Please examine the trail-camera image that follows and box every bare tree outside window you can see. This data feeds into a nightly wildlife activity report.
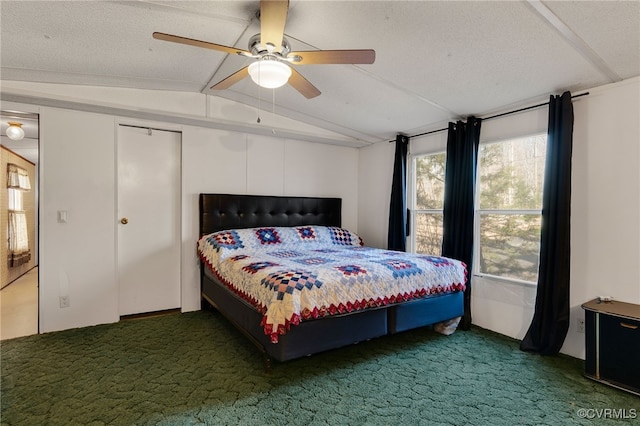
[413,153,446,255]
[477,135,546,283]
[410,135,545,284]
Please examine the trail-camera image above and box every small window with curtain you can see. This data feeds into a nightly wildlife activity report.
[7,163,32,267]
[411,152,446,255]
[475,134,546,284]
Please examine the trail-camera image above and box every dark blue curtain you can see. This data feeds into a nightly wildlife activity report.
[388,134,409,251]
[520,91,573,355]
[442,117,482,331]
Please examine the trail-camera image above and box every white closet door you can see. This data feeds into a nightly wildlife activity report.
[117,125,181,316]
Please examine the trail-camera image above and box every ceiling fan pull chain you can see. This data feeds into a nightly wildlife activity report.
[257,81,262,124]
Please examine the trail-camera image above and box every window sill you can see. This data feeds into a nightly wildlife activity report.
[473,273,537,288]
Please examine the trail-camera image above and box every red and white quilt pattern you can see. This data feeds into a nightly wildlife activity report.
[198,226,466,343]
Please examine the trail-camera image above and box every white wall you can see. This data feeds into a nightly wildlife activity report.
[357,141,394,248]
[562,77,640,357]
[358,77,640,359]
[181,128,358,312]
[3,84,360,333]
[39,108,119,331]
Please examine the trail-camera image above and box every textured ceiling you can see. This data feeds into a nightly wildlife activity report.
[1,0,639,148]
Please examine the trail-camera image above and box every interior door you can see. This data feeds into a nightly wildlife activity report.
[117,125,181,316]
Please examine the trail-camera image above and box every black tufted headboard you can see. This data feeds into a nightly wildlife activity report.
[199,194,342,236]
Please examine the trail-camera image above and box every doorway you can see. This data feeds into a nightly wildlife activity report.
[1,111,39,340]
[117,125,181,317]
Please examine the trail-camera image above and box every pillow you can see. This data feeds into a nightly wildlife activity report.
[200,225,363,255]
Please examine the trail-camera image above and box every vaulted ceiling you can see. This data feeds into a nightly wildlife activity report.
[1,1,639,147]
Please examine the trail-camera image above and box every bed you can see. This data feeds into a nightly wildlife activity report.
[198,193,466,369]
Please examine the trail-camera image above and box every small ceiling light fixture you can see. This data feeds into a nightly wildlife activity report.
[248,59,292,89]
[6,122,25,141]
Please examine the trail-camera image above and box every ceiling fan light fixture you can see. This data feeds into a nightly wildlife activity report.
[6,122,25,141]
[248,60,292,89]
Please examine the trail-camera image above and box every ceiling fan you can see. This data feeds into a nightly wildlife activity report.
[153,0,375,99]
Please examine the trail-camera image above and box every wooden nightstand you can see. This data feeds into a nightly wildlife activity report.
[582,298,640,396]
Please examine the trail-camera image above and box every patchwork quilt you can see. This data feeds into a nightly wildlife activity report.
[198,226,466,343]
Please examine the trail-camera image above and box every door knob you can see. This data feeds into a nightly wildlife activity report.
[121,218,129,225]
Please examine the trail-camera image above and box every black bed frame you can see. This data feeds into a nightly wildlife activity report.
[199,193,463,369]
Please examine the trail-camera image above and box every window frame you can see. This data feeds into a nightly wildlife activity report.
[472,133,547,286]
[408,150,447,255]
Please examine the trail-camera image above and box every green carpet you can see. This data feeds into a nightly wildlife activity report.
[1,310,638,425]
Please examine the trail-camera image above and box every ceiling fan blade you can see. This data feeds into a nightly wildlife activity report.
[288,68,321,99]
[288,49,376,65]
[260,0,289,49]
[210,66,250,90]
[153,32,251,56]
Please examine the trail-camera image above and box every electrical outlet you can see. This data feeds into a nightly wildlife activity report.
[576,318,585,333]
[59,295,70,308]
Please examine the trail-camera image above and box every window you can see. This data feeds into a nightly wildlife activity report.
[409,134,546,283]
[8,188,23,211]
[475,134,546,283]
[6,164,32,267]
[411,152,446,255]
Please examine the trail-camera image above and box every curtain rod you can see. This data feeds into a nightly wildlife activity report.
[390,91,589,143]
[118,123,182,134]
